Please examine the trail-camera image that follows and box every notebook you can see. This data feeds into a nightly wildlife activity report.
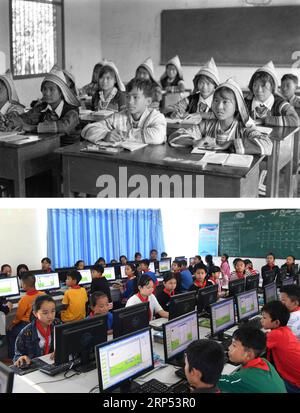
[11,136,40,145]
[255,126,273,135]
[166,115,201,126]
[198,152,253,168]
[120,141,148,152]
[0,131,23,141]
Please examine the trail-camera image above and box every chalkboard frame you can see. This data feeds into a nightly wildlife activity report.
[161,6,300,67]
[218,209,300,259]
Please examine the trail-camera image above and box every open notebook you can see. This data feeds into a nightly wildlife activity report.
[198,152,254,168]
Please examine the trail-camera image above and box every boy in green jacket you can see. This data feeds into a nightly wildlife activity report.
[218,326,286,393]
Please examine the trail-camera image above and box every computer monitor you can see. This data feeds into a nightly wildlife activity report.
[55,267,76,283]
[78,269,92,285]
[148,262,155,273]
[0,277,20,298]
[236,289,260,323]
[263,282,277,304]
[103,266,116,281]
[169,291,196,320]
[21,269,48,278]
[35,272,60,292]
[282,277,295,286]
[197,284,218,314]
[54,315,107,372]
[297,273,300,287]
[120,265,127,279]
[158,259,171,273]
[209,297,236,341]
[163,311,199,367]
[95,328,154,393]
[112,303,149,339]
[0,361,14,393]
[174,256,186,262]
[262,269,277,287]
[228,278,245,297]
[245,274,259,291]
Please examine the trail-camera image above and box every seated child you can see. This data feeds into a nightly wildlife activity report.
[90,264,112,303]
[80,62,103,96]
[119,255,128,266]
[95,257,106,267]
[208,265,222,293]
[244,259,259,275]
[261,252,280,284]
[137,259,158,292]
[91,61,126,112]
[0,70,24,131]
[168,78,273,156]
[189,265,209,291]
[113,263,138,303]
[281,74,300,109]
[60,270,88,323]
[88,291,113,334]
[1,264,12,277]
[170,57,220,120]
[75,260,85,270]
[81,78,166,145]
[135,57,162,109]
[156,272,177,311]
[179,259,193,292]
[218,326,286,393]
[185,339,224,393]
[126,274,169,320]
[160,55,185,93]
[230,259,252,281]
[244,61,299,127]
[279,285,300,341]
[7,273,45,359]
[261,301,300,393]
[16,264,29,279]
[171,260,182,294]
[41,257,53,273]
[10,65,80,136]
[205,254,215,276]
[13,295,61,366]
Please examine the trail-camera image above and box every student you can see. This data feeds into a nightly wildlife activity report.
[149,249,158,262]
[261,252,280,284]
[204,255,215,276]
[156,272,177,311]
[135,57,162,108]
[188,255,205,274]
[88,291,113,333]
[279,285,300,341]
[119,255,128,266]
[113,263,138,303]
[138,259,158,291]
[134,252,142,262]
[125,274,168,320]
[218,327,286,393]
[110,259,118,265]
[230,259,252,280]
[41,257,53,273]
[170,57,220,119]
[261,301,300,393]
[281,255,297,279]
[208,266,222,292]
[244,259,259,276]
[0,264,12,277]
[0,70,24,130]
[80,62,103,97]
[7,273,45,359]
[171,260,182,294]
[75,260,85,270]
[160,252,168,259]
[91,61,126,112]
[13,295,61,366]
[11,65,80,136]
[90,265,112,303]
[179,260,193,292]
[95,257,106,267]
[169,78,273,156]
[220,254,230,287]
[81,78,166,145]
[16,264,29,279]
[189,265,209,291]
[60,270,88,323]
[160,55,185,93]
[185,339,224,393]
[281,74,300,109]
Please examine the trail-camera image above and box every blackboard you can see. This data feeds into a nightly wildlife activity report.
[218,209,300,259]
[161,6,300,67]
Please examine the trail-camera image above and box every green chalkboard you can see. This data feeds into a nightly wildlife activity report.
[219,210,300,259]
[161,6,300,67]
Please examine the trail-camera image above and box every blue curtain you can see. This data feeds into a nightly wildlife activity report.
[47,209,165,268]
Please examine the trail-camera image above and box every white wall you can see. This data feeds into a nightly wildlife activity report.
[100,0,300,88]
[0,209,47,276]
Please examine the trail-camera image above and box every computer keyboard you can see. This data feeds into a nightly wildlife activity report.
[136,378,169,393]
[166,380,190,393]
[9,358,46,376]
[38,359,81,376]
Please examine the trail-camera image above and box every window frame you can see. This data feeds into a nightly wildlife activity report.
[9,0,65,80]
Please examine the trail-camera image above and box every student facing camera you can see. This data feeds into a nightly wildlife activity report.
[135,58,162,109]
[281,74,300,109]
[160,55,185,93]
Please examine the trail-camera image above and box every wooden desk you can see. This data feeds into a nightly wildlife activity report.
[58,143,263,198]
[0,134,61,197]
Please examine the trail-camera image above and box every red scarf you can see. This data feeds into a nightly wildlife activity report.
[89,311,95,317]
[268,263,275,270]
[137,293,152,320]
[71,285,81,289]
[236,272,245,279]
[26,289,39,296]
[195,279,206,288]
[163,288,175,297]
[36,319,51,355]
[209,277,217,285]
[290,306,300,313]
[242,357,270,372]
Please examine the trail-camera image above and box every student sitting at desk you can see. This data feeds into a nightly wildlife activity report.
[261,301,300,393]
[95,257,106,267]
[189,265,211,292]
[16,264,29,280]
[90,265,112,304]
[168,78,273,156]
[80,62,103,97]
[185,339,224,393]
[208,266,222,293]
[81,78,166,145]
[60,270,88,323]
[169,57,220,120]
[75,260,85,270]
[160,55,185,93]
[119,255,128,266]
[0,70,24,130]
[230,259,252,281]
[179,260,193,292]
[125,274,168,321]
[218,327,286,393]
[88,292,113,334]
[137,259,158,293]
[0,264,12,277]
[261,252,280,284]
[113,263,138,304]
[13,295,61,367]
[281,74,300,109]
[135,58,162,109]
[279,285,300,341]
[41,257,53,273]
[155,272,177,312]
[244,61,299,127]
[91,61,126,112]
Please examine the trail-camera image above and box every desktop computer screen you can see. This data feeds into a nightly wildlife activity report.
[0,277,20,298]
[95,328,154,392]
[174,256,186,262]
[103,267,116,281]
[169,291,196,320]
[159,260,171,273]
[197,284,218,314]
[236,289,259,322]
[148,262,155,273]
[0,361,14,393]
[54,315,107,371]
[210,298,236,341]
[163,311,198,366]
[113,303,149,338]
[120,265,126,279]
[297,273,300,287]
[78,269,92,285]
[35,272,60,291]
[245,275,259,291]
[55,267,76,283]
[282,277,295,286]
[263,282,277,304]
[228,278,245,297]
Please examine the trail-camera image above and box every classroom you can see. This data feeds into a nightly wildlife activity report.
[0,0,300,197]
[0,206,300,394]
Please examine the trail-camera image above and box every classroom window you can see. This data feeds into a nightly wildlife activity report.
[10,0,64,78]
